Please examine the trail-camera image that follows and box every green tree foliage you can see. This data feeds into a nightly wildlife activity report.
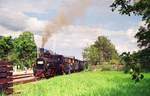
[94,36,119,62]
[13,32,37,68]
[111,0,150,70]
[0,32,37,69]
[83,45,100,65]
[120,52,140,73]
[83,36,119,66]
[120,51,144,82]
[135,49,150,71]
[0,36,13,60]
[120,52,132,73]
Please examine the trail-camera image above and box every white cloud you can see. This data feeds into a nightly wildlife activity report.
[25,17,47,33]
[0,9,28,31]
[115,41,139,53]
[0,25,12,34]
[0,9,47,37]
[0,0,49,35]
[0,0,52,14]
[126,28,137,43]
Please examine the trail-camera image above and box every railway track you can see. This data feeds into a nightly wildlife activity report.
[1,73,38,95]
[8,73,41,96]
[12,73,38,85]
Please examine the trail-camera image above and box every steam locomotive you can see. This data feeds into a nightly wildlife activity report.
[33,48,86,78]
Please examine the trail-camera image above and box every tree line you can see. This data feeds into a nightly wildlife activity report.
[0,32,37,69]
[83,0,150,73]
[82,36,120,70]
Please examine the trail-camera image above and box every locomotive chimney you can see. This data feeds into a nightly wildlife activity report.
[37,48,45,57]
[40,48,44,56]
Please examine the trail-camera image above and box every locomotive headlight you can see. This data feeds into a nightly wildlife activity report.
[37,61,44,64]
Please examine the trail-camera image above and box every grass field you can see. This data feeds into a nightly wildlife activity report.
[14,71,150,96]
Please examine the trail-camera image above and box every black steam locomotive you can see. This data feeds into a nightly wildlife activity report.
[33,48,86,78]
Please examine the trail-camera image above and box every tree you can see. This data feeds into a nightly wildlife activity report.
[0,36,13,60]
[120,52,141,73]
[111,0,150,70]
[83,45,100,65]
[83,36,119,66]
[94,36,119,63]
[136,49,150,71]
[120,52,132,73]
[13,32,37,68]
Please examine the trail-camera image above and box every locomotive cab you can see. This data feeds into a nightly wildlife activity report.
[53,55,64,75]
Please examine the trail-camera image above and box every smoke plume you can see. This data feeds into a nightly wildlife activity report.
[42,0,91,47]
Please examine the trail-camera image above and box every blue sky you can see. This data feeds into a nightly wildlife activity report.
[0,0,142,59]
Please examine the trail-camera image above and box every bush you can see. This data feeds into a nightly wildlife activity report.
[88,64,114,71]
[109,59,120,65]
[100,64,114,71]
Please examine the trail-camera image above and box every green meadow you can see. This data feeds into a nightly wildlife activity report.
[14,71,150,96]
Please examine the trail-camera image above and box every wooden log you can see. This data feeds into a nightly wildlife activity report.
[0,60,13,95]
[7,72,13,76]
[0,61,7,65]
[6,83,13,88]
[0,83,13,89]
[0,78,8,84]
[0,84,7,90]
[0,73,7,78]
[0,65,12,68]
[4,87,13,95]
[0,66,13,72]
[0,72,13,78]
[0,61,11,64]
[0,61,12,68]
[0,78,13,84]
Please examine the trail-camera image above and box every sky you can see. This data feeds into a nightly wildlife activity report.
[0,0,142,59]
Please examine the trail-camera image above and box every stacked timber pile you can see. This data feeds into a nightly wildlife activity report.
[0,61,13,95]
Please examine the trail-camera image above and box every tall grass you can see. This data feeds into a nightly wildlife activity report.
[14,71,150,96]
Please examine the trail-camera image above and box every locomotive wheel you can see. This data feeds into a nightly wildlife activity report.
[45,73,50,79]
[45,76,50,79]
[33,69,36,76]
